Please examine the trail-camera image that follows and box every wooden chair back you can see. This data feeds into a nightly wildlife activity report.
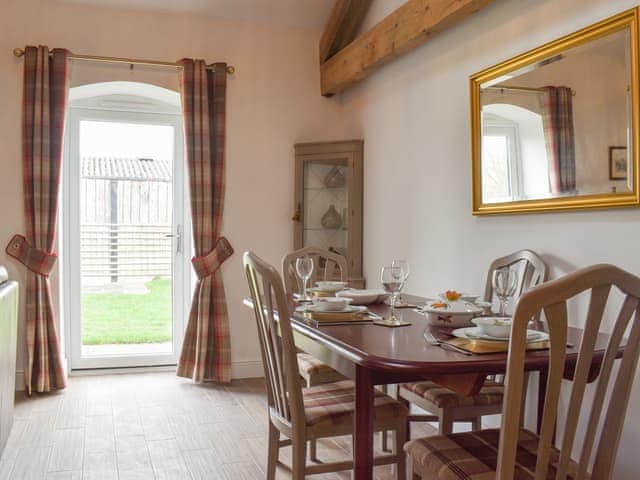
[483,249,547,305]
[281,246,348,295]
[498,264,640,480]
[243,251,304,428]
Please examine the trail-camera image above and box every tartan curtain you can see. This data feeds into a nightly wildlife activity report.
[7,46,69,394]
[541,86,576,194]
[177,59,233,383]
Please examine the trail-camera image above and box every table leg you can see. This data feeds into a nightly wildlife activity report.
[354,365,374,480]
[537,368,548,434]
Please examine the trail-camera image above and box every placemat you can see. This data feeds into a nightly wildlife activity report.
[442,337,550,354]
[303,310,372,324]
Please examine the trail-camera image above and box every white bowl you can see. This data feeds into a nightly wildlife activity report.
[336,289,388,305]
[314,281,349,293]
[471,317,512,338]
[421,301,483,328]
[312,296,352,312]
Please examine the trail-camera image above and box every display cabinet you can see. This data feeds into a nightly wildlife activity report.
[293,140,364,287]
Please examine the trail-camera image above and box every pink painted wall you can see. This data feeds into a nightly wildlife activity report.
[0,0,353,380]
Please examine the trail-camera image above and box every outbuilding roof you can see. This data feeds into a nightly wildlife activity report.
[81,156,171,182]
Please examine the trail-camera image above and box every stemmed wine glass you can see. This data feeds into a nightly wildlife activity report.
[381,265,404,323]
[296,256,314,301]
[392,259,410,302]
[492,267,517,316]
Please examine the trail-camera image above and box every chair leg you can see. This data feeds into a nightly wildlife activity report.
[292,436,307,480]
[381,385,391,452]
[309,438,318,462]
[382,430,391,452]
[471,417,482,431]
[267,422,279,480]
[394,421,407,480]
[439,410,453,435]
[407,456,420,480]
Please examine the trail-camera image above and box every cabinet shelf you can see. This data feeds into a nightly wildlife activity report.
[303,227,348,231]
[303,186,347,192]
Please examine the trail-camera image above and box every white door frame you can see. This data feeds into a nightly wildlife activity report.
[63,97,191,370]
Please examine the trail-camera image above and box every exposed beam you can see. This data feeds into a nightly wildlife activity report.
[319,0,372,63]
[320,0,495,96]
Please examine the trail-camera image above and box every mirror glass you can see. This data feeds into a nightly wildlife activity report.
[472,11,639,213]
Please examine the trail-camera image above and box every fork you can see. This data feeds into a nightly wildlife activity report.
[424,332,472,356]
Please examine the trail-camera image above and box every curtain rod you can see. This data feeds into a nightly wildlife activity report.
[12,48,235,74]
[484,85,576,96]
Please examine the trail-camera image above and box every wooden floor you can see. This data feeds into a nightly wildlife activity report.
[0,372,438,480]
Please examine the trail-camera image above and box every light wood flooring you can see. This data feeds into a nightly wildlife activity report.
[0,372,438,479]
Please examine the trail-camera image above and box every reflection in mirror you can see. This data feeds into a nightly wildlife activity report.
[479,28,633,204]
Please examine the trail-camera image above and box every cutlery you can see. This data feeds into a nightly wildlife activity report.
[361,310,384,321]
[424,332,472,356]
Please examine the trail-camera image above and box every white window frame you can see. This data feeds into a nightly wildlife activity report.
[483,115,524,201]
[62,92,191,371]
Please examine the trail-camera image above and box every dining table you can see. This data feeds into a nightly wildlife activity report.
[243,293,618,480]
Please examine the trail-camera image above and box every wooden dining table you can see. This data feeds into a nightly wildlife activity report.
[244,294,615,480]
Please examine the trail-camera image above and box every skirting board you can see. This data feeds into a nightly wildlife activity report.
[15,370,24,392]
[15,360,264,391]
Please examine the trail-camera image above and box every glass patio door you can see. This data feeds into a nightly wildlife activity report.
[64,96,189,370]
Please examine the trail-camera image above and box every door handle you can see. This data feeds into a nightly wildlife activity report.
[164,224,182,254]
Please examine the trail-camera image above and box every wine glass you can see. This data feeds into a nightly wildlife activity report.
[492,267,518,316]
[296,256,314,301]
[392,259,410,302]
[381,265,403,323]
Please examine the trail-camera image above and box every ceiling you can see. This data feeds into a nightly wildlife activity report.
[57,0,336,29]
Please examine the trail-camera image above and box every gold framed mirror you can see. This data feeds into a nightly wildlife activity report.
[470,8,640,215]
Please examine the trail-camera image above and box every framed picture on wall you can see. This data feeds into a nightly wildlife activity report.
[609,146,628,180]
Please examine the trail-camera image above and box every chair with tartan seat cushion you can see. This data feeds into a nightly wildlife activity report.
[405,428,581,480]
[243,251,408,479]
[399,249,546,435]
[406,264,640,479]
[296,352,345,387]
[282,247,349,388]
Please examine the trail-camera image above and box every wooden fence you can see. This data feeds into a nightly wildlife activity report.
[80,177,173,282]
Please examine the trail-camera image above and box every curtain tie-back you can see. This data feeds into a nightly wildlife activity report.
[191,236,234,279]
[6,234,57,277]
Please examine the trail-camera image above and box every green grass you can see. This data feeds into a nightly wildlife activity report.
[82,277,172,345]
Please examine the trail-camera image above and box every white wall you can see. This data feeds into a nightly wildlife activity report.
[0,0,352,381]
[338,0,640,477]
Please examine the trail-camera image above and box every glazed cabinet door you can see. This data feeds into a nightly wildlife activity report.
[293,140,363,287]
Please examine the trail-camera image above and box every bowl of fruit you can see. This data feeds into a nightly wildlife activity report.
[438,290,480,303]
[421,290,483,327]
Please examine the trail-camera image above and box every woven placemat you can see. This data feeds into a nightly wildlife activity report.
[442,337,550,354]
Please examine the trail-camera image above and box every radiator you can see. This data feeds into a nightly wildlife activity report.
[0,267,18,455]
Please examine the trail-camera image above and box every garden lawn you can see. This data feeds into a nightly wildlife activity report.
[82,277,172,345]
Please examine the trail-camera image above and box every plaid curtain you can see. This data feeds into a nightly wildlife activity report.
[541,86,576,193]
[177,59,233,383]
[5,46,69,394]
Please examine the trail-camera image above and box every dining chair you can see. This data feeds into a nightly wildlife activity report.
[397,249,547,435]
[405,263,640,480]
[243,251,408,479]
[282,246,349,298]
[282,247,348,388]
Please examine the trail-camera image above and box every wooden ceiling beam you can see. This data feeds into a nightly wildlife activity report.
[320,0,495,96]
[319,0,373,63]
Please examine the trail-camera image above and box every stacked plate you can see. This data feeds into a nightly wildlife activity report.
[451,327,549,343]
[450,316,547,343]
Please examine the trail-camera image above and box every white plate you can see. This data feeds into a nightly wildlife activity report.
[314,281,349,293]
[336,289,388,305]
[296,305,367,315]
[452,327,549,343]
